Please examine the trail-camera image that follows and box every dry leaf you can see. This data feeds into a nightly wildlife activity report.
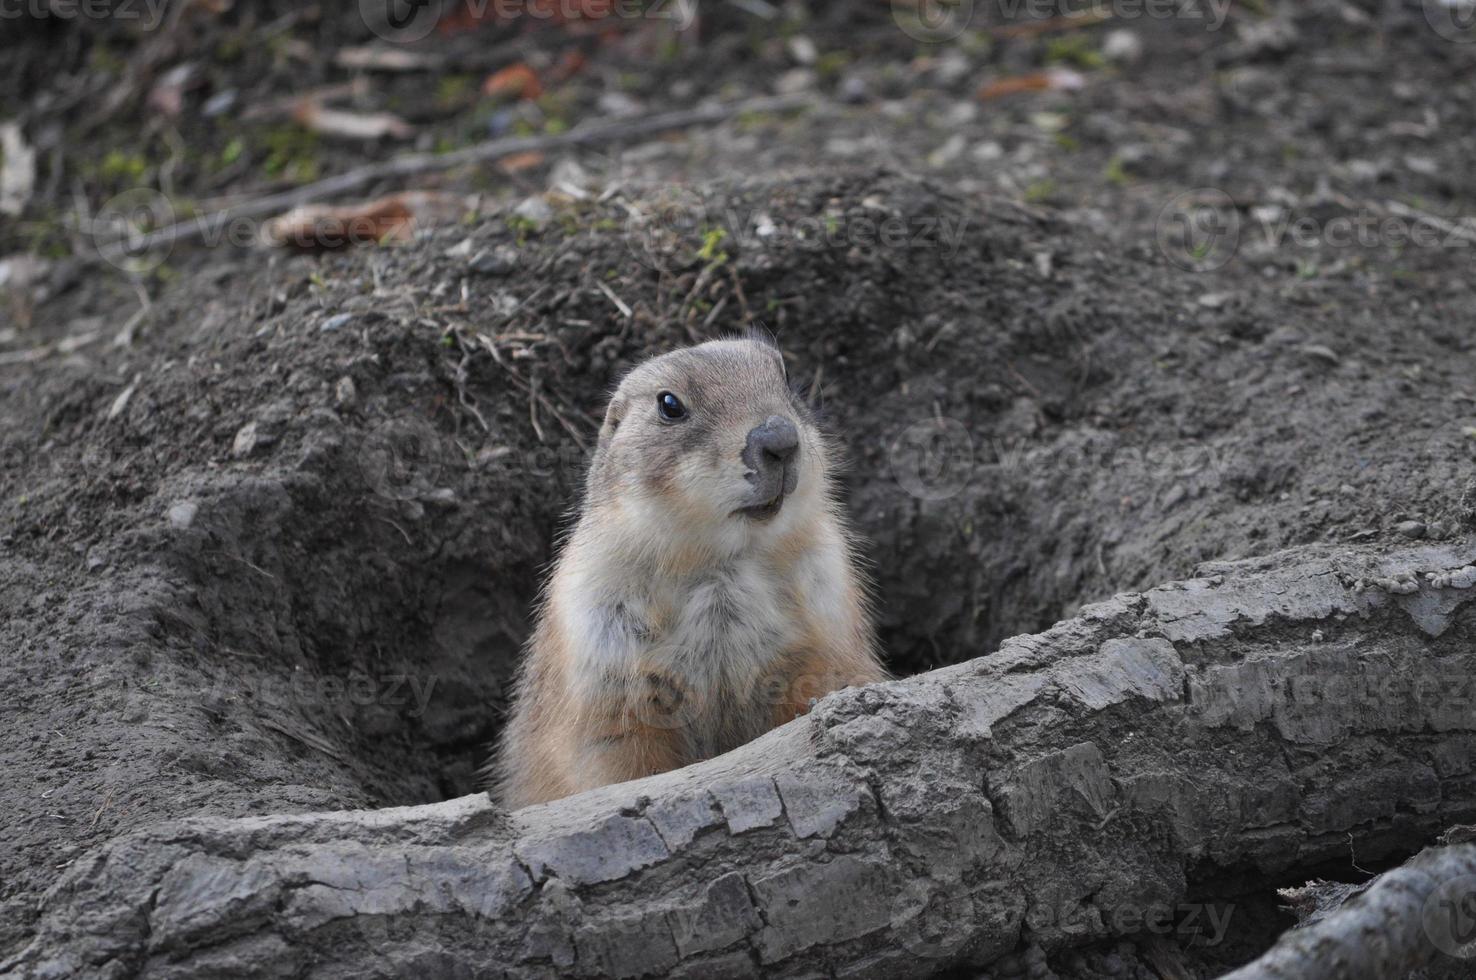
[482,64,543,101]
[976,68,1086,101]
[0,122,36,217]
[292,103,414,141]
[261,192,466,251]
[498,151,547,174]
[551,48,587,82]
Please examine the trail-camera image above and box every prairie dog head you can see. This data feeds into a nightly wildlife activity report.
[585,339,829,556]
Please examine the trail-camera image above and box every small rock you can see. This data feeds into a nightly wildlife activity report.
[596,91,642,117]
[231,422,260,459]
[1030,111,1069,133]
[167,500,198,529]
[787,35,817,65]
[202,89,238,117]
[928,133,967,168]
[1405,155,1438,177]
[423,487,459,508]
[943,101,977,126]
[512,195,552,227]
[1102,29,1144,64]
[86,553,107,572]
[443,237,473,259]
[547,158,591,200]
[775,68,816,95]
[1197,291,1232,309]
[972,140,1004,162]
[1101,953,1125,975]
[931,51,971,86]
[838,74,870,104]
[1395,520,1426,539]
[334,376,357,408]
[471,244,519,276]
[320,313,354,332]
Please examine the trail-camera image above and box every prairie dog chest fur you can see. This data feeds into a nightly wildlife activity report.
[490,338,887,808]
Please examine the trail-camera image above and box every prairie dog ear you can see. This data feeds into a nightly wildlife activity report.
[598,392,627,446]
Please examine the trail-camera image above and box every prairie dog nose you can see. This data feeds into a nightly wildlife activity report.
[743,415,799,470]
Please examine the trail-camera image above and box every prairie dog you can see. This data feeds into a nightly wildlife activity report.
[489,338,886,808]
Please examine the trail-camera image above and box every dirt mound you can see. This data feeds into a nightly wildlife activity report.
[1,167,1472,964]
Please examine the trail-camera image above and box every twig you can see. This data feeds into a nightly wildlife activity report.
[96,94,813,264]
[88,788,115,830]
[595,280,633,319]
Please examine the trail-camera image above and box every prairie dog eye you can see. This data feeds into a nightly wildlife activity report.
[657,391,688,421]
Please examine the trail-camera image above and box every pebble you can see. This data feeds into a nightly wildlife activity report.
[1426,566,1476,589]
[775,68,816,94]
[1395,520,1426,539]
[596,91,642,117]
[202,89,238,117]
[1102,29,1144,65]
[167,500,198,529]
[928,133,967,168]
[471,244,519,276]
[320,313,354,332]
[512,195,552,227]
[1372,575,1420,595]
[231,422,259,459]
[838,74,870,104]
[787,35,817,65]
[973,140,1004,162]
[334,376,357,408]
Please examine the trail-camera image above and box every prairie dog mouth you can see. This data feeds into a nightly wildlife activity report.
[735,495,785,521]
